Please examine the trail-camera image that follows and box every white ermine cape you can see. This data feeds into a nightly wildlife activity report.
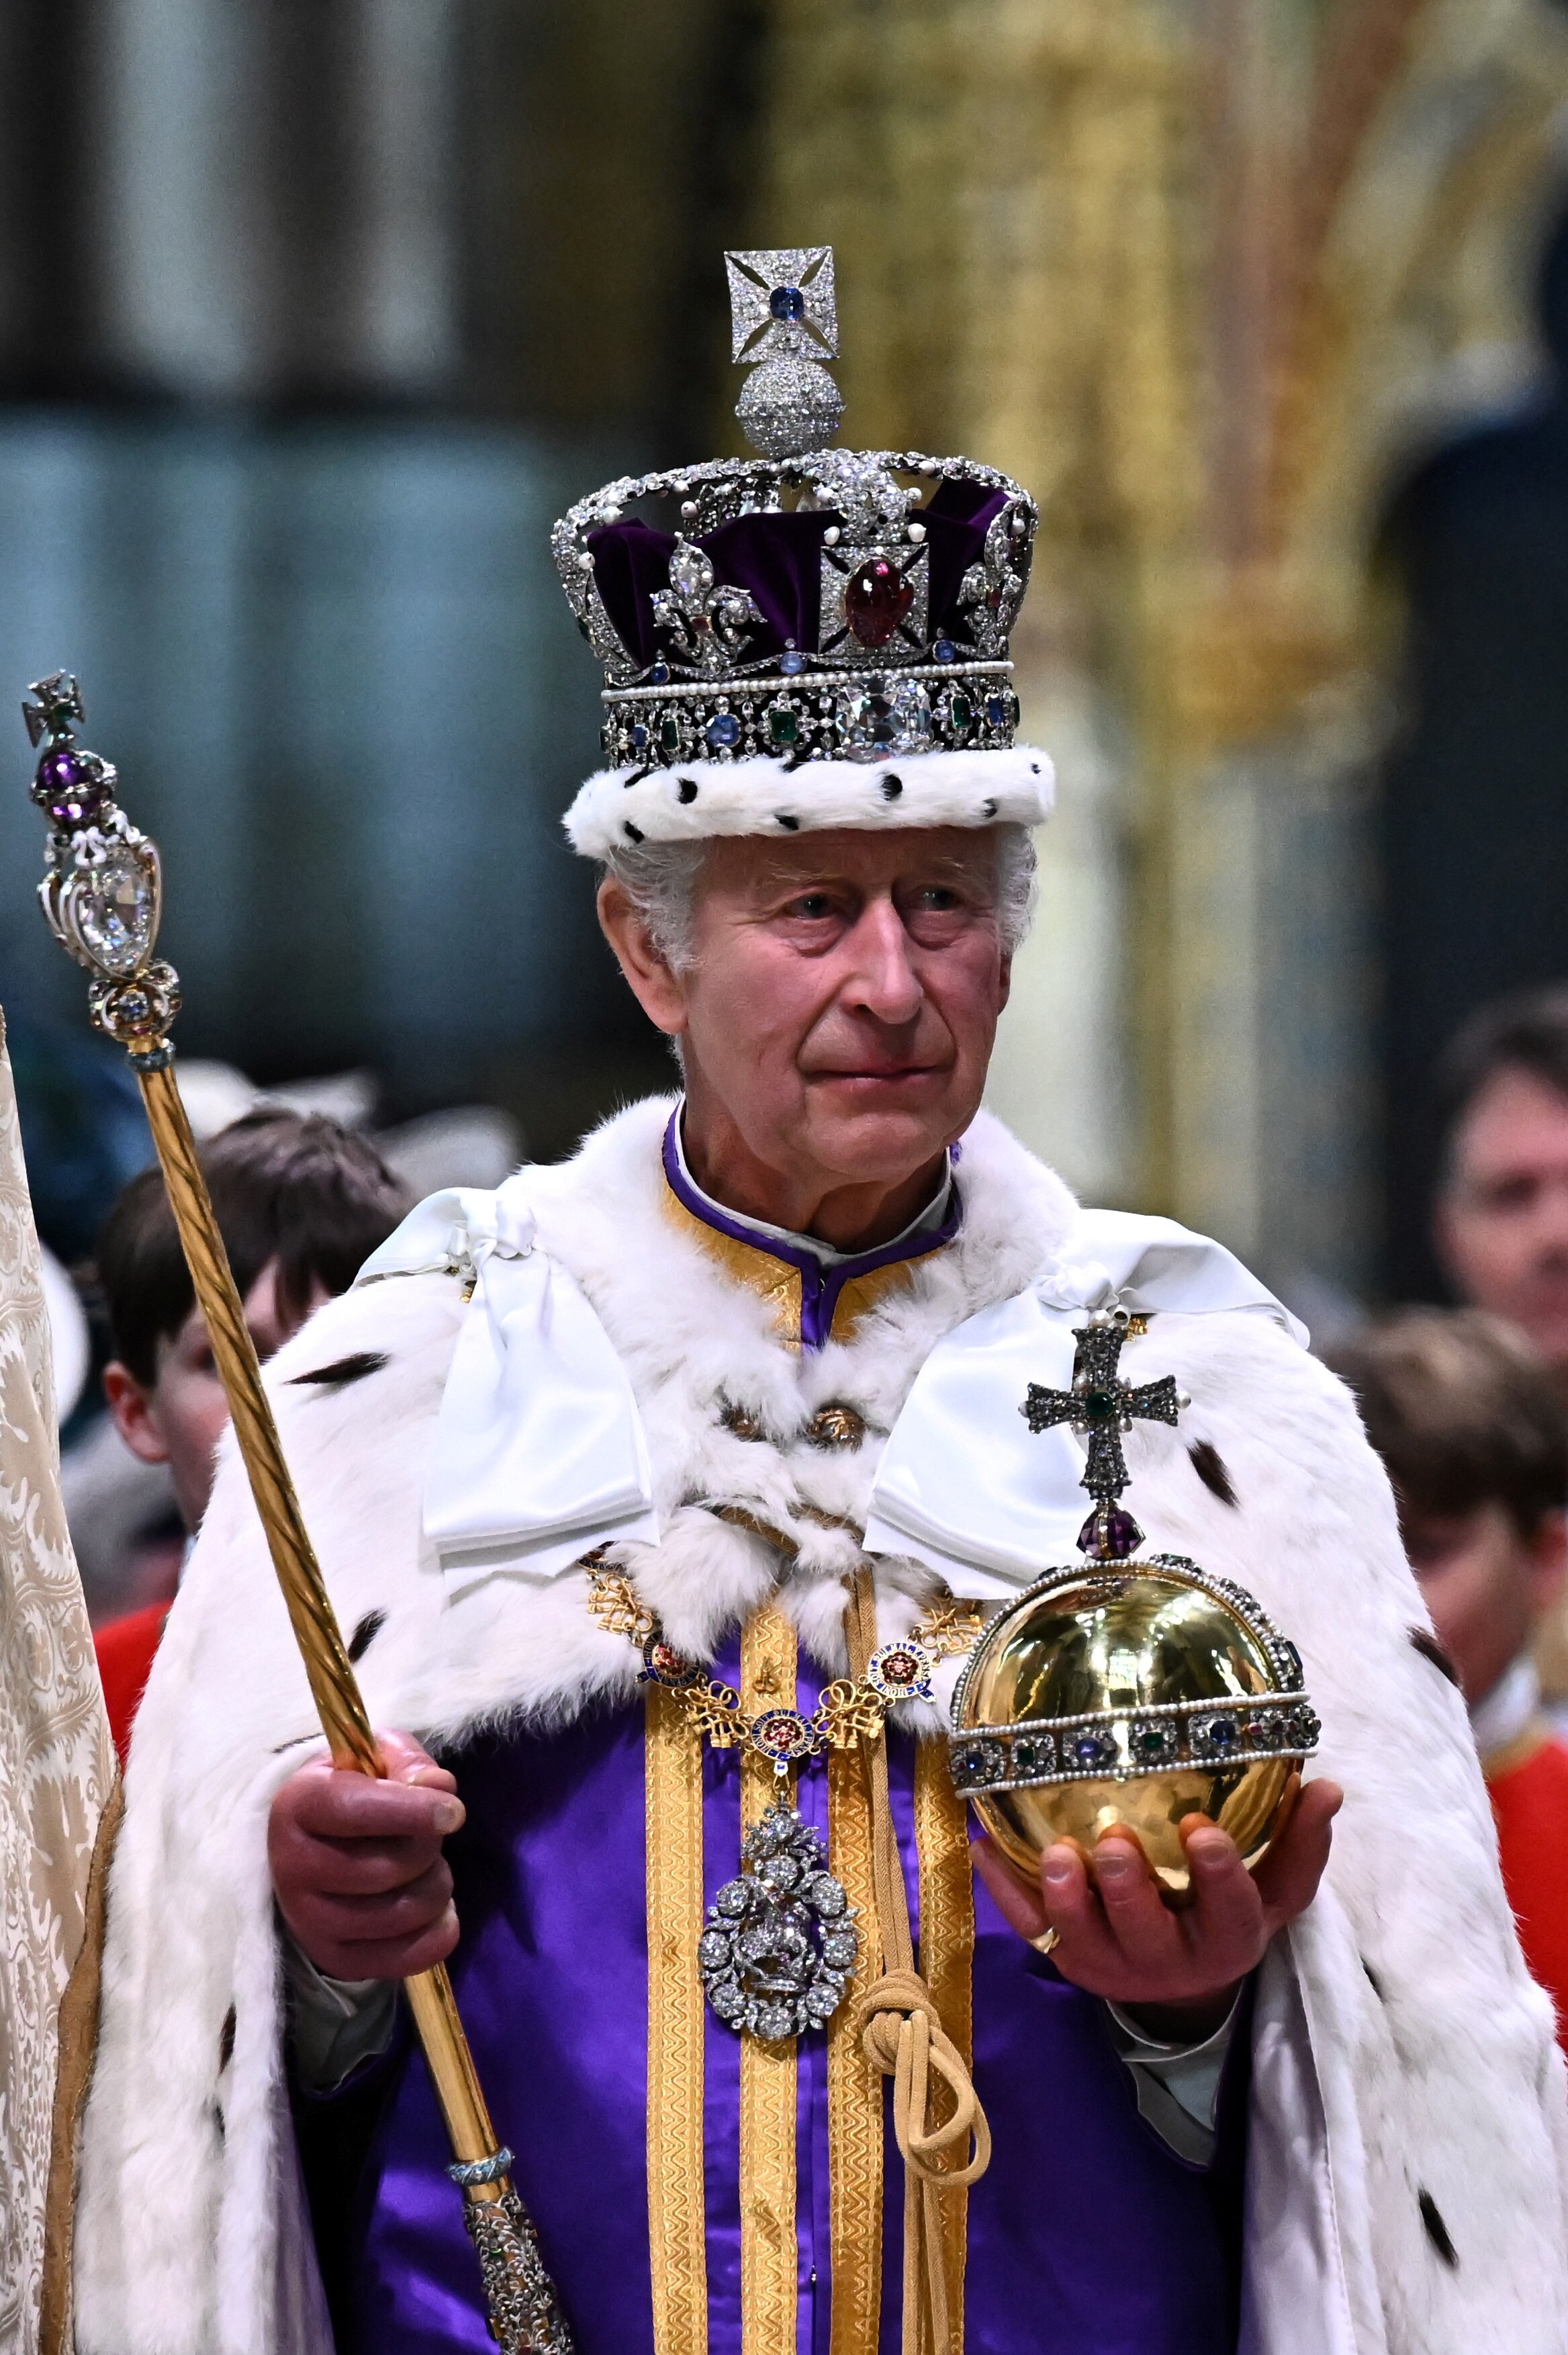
[75,1100,1568,2354]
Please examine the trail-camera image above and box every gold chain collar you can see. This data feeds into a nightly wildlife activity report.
[588,1564,986,1773]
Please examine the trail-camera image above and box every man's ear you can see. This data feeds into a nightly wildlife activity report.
[102,1360,172,1468]
[596,877,690,1036]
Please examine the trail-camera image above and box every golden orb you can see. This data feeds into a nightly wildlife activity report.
[950,1553,1320,1895]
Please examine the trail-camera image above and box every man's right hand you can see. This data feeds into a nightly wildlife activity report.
[269,1730,465,1980]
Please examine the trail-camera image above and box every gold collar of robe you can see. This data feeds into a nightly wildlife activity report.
[660,1184,951,1350]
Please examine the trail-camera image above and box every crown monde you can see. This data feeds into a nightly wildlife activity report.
[552,249,1037,775]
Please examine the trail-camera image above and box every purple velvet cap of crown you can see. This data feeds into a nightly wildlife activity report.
[586,477,1011,670]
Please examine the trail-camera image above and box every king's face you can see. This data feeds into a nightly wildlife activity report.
[606,825,1013,1218]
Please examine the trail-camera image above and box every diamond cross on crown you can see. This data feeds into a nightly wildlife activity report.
[725,247,838,364]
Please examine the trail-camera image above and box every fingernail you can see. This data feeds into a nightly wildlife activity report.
[432,1798,465,1835]
[1043,1855,1074,1887]
[1095,1849,1132,1881]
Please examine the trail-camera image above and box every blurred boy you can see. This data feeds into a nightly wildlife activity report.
[94,1108,410,1761]
[1332,1308,1568,2043]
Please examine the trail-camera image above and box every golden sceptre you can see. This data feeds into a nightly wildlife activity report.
[23,672,573,2355]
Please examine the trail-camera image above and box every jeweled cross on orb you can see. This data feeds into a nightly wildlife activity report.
[23,670,84,747]
[1020,1308,1181,1560]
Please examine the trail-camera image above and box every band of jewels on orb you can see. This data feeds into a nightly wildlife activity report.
[950,1693,1322,1799]
[601,660,1020,772]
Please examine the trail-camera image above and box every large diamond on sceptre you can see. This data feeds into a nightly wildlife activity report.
[726,245,845,458]
[26,672,178,1053]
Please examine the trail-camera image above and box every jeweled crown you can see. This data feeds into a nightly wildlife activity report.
[551,246,1038,777]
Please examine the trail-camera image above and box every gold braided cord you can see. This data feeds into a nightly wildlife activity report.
[843,1572,988,2355]
[827,1745,884,2355]
[913,1740,977,2347]
[645,1686,710,2355]
[739,1607,800,2355]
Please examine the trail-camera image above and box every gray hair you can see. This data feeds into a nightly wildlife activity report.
[601,824,1038,974]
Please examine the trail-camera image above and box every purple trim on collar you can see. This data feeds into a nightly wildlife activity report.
[661,1110,962,1351]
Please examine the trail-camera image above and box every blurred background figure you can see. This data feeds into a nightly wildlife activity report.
[90,1109,411,1762]
[57,1063,513,1637]
[1432,990,1568,1389]
[1332,1309,1568,2046]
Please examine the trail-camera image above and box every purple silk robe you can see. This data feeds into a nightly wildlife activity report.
[293,1642,1244,2355]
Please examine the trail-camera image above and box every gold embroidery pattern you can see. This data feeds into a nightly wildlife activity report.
[827,1745,884,2355]
[661,1180,952,1349]
[915,1739,977,2350]
[662,1189,805,1347]
[740,1606,800,2355]
[830,1259,931,1343]
[645,1685,709,2355]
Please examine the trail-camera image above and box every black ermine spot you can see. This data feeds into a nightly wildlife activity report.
[676,778,698,804]
[1361,1956,1386,2002]
[219,2006,236,2072]
[289,1351,388,1389]
[349,1609,387,1664]
[1418,2190,1458,2268]
[1408,1628,1461,1687]
[776,813,800,831]
[880,773,903,800]
[1188,1440,1237,1508]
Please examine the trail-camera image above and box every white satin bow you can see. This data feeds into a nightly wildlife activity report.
[354,1186,1298,1602]
[862,1208,1305,1599]
[354,1178,659,1592]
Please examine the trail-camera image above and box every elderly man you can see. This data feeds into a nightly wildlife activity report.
[76,255,1564,2355]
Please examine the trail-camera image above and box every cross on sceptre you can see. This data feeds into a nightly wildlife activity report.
[1020,1308,1181,1558]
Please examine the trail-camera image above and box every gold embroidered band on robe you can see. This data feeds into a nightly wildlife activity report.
[827,1744,884,2355]
[661,1185,943,1349]
[645,1684,709,2355]
[739,1605,800,2355]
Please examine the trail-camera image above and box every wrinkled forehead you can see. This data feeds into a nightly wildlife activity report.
[696,822,1005,899]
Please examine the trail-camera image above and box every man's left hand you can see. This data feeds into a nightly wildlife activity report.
[971,1775,1342,2041]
